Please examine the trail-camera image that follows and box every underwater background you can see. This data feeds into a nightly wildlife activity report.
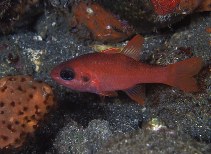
[0,0,210,153]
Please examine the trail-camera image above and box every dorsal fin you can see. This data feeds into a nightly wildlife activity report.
[121,35,144,61]
[101,48,121,54]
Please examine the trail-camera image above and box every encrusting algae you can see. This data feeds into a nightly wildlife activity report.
[0,75,55,149]
[71,1,134,42]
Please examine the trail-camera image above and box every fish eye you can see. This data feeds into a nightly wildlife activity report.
[60,68,75,80]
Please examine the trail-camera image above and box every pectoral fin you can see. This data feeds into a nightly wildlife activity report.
[98,91,118,97]
[124,84,145,105]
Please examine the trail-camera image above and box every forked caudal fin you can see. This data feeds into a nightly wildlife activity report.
[166,57,203,92]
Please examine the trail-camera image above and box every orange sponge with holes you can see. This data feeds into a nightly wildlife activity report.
[0,75,55,149]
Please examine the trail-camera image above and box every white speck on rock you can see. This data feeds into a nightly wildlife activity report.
[25,48,44,72]
[33,35,43,41]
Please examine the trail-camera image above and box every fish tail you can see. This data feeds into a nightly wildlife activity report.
[166,57,203,92]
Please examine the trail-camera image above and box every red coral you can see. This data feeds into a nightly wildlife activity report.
[72,2,134,42]
[151,0,209,15]
[151,0,181,15]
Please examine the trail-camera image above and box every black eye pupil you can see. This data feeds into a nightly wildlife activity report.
[60,68,75,80]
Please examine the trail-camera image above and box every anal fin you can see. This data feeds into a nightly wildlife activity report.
[124,84,145,105]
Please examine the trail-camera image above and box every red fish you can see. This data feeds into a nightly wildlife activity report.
[51,35,203,105]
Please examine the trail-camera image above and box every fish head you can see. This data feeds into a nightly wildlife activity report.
[50,59,98,93]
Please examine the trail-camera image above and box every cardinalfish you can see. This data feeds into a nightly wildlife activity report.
[51,35,203,105]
